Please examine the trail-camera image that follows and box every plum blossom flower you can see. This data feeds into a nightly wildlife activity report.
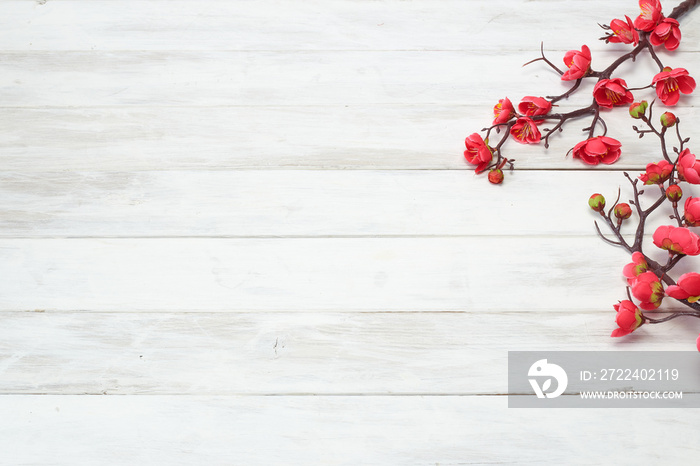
[612,300,644,337]
[593,78,634,109]
[634,0,663,32]
[623,252,649,285]
[684,197,700,226]
[517,97,551,117]
[639,160,673,185]
[608,16,639,45]
[630,271,664,310]
[464,133,493,174]
[666,273,700,303]
[677,149,700,184]
[653,225,700,255]
[652,67,696,106]
[650,18,681,51]
[562,45,591,81]
[493,98,515,125]
[571,136,621,165]
[509,117,541,144]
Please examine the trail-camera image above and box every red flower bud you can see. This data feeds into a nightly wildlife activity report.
[614,203,632,220]
[493,98,515,125]
[666,184,683,203]
[629,101,648,119]
[561,45,591,81]
[660,112,677,127]
[487,168,504,184]
[611,300,644,337]
[589,193,606,212]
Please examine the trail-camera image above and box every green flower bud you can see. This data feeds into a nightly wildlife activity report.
[666,184,683,203]
[589,193,606,212]
[660,112,677,128]
[614,203,632,220]
[629,101,648,119]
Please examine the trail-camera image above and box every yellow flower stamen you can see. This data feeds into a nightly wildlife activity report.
[605,89,622,103]
[665,79,679,93]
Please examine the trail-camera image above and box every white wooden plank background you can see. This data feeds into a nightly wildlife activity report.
[2,0,700,464]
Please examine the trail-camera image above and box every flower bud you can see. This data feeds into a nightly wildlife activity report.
[614,203,632,220]
[629,101,648,119]
[589,193,606,212]
[488,168,504,184]
[666,184,683,203]
[660,112,677,127]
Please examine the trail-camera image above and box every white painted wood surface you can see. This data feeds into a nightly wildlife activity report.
[2,0,700,464]
[1,311,699,395]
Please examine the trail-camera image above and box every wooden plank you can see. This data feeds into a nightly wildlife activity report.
[0,105,692,170]
[0,311,697,395]
[0,170,690,237]
[2,237,697,312]
[0,49,685,107]
[1,395,698,465]
[2,0,698,52]
[3,1,699,463]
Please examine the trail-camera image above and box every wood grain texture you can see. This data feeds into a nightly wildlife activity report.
[1,49,686,108]
[1,395,699,465]
[2,0,698,52]
[1,311,698,395]
[0,236,623,311]
[2,0,700,463]
[1,169,696,237]
[0,105,694,170]
[2,236,699,312]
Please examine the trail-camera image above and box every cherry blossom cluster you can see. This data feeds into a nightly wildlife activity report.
[591,102,700,350]
[463,0,700,349]
[463,0,697,185]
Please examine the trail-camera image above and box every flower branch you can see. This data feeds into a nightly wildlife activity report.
[464,0,697,183]
[463,0,700,350]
